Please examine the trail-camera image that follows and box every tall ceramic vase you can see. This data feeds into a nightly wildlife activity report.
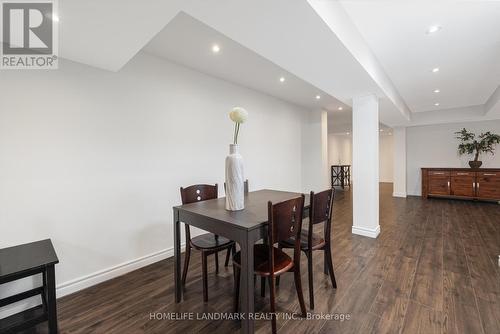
[225,144,244,211]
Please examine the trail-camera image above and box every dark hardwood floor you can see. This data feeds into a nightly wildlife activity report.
[28,183,500,333]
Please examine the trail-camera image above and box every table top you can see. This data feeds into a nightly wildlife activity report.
[175,189,310,231]
[0,239,59,278]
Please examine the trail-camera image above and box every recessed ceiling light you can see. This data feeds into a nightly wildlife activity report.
[432,67,440,73]
[434,103,440,106]
[346,132,350,135]
[338,107,343,111]
[211,44,220,53]
[426,25,442,34]
[279,77,285,83]
[315,95,321,100]
[434,89,440,93]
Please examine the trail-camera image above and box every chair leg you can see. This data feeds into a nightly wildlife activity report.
[323,248,328,275]
[234,267,240,313]
[261,276,266,297]
[215,251,219,274]
[224,245,232,267]
[325,246,337,289]
[276,245,282,286]
[202,252,208,302]
[307,251,314,309]
[181,245,191,288]
[293,265,307,317]
[268,276,277,334]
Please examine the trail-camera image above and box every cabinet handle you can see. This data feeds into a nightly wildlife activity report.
[433,172,445,175]
[447,181,450,188]
[457,172,469,175]
[483,173,496,176]
[477,182,480,189]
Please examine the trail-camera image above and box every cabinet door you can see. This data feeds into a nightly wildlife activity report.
[476,172,500,199]
[451,171,475,197]
[428,171,451,195]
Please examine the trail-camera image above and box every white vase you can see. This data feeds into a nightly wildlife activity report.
[225,144,245,211]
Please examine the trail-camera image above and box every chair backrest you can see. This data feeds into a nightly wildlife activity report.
[310,188,334,225]
[180,184,218,205]
[267,195,305,273]
[223,179,249,194]
[308,188,335,245]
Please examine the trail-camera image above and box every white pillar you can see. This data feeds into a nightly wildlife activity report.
[301,110,329,192]
[352,94,380,238]
[393,127,407,197]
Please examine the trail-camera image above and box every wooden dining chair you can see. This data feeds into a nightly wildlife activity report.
[278,188,337,309]
[180,184,235,303]
[233,195,307,334]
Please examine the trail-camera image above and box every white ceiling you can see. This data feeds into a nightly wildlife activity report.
[340,0,500,113]
[143,13,347,112]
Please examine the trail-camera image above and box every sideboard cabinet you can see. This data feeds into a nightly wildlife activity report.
[421,168,500,201]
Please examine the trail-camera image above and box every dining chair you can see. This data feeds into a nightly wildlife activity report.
[180,184,235,303]
[278,188,337,309]
[233,195,307,334]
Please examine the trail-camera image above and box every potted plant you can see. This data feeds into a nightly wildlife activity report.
[455,128,500,168]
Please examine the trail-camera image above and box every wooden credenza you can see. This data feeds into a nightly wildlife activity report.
[422,168,500,201]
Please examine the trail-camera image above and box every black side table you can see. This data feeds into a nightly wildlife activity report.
[0,239,59,333]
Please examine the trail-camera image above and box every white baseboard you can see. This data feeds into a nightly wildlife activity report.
[392,192,407,198]
[0,243,185,319]
[57,243,185,297]
[352,225,380,238]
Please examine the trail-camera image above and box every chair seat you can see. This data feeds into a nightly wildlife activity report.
[279,229,325,251]
[233,244,293,276]
[190,233,234,251]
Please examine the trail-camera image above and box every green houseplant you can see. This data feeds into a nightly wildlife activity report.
[455,128,500,168]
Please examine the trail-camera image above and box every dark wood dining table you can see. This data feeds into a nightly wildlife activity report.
[173,189,310,334]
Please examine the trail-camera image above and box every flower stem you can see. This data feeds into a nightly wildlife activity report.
[235,123,240,144]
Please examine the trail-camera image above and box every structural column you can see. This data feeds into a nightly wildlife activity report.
[301,109,329,192]
[352,94,380,238]
[392,127,407,197]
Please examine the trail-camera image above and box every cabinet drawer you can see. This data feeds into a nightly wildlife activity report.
[477,172,498,177]
[429,171,450,176]
[451,171,474,177]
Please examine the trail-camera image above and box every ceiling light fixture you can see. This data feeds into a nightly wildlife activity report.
[346,132,350,135]
[426,25,442,34]
[432,67,440,73]
[434,103,440,106]
[279,77,285,83]
[338,107,343,111]
[315,95,321,100]
[211,44,220,53]
[434,89,440,93]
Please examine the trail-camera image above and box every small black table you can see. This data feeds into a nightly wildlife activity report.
[331,165,351,189]
[0,239,59,333]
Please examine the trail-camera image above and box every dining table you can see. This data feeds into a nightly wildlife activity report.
[173,189,310,334]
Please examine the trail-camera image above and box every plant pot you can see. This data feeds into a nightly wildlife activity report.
[225,144,244,211]
[469,160,482,169]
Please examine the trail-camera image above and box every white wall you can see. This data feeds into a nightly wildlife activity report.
[406,120,500,196]
[327,132,393,182]
[0,53,310,314]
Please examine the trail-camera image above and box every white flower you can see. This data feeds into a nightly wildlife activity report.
[229,107,248,124]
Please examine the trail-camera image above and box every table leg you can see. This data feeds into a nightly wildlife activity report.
[240,235,255,334]
[173,208,182,303]
[46,265,58,334]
